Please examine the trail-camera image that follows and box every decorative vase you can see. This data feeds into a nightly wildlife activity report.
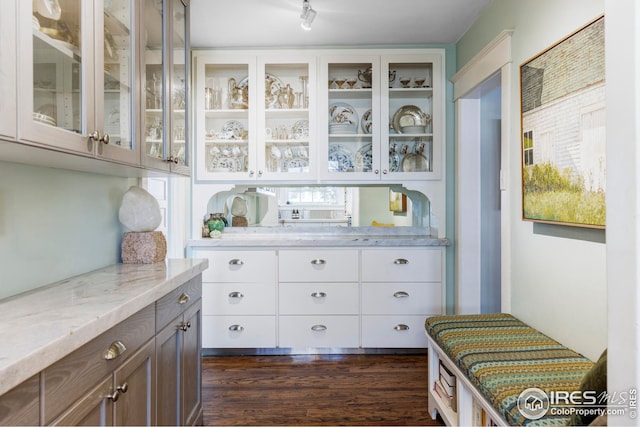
[207,214,225,232]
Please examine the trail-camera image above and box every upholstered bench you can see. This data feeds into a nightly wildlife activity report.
[425,313,602,426]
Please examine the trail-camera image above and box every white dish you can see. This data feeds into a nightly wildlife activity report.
[360,109,373,134]
[292,120,309,139]
[222,120,244,138]
[327,144,354,172]
[238,73,283,109]
[355,143,373,172]
[328,102,358,134]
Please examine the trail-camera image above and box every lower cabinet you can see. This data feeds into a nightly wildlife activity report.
[195,246,445,350]
[0,274,204,426]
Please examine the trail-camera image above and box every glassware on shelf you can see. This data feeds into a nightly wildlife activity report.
[299,75,309,108]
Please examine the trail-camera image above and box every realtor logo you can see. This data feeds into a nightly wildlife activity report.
[518,388,550,420]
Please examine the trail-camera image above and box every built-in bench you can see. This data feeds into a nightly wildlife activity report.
[425,313,603,426]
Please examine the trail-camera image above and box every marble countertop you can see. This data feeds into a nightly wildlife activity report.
[187,226,450,248]
[0,258,208,396]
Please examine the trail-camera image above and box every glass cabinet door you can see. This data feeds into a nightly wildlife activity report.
[0,1,16,139]
[169,0,189,174]
[319,55,380,181]
[258,56,316,181]
[197,56,254,180]
[382,54,442,179]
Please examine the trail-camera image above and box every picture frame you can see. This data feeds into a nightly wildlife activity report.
[389,190,407,213]
[520,16,605,228]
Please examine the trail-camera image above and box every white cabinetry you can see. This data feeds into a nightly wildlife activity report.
[193,51,316,182]
[0,1,17,140]
[361,248,443,348]
[278,249,360,348]
[194,249,277,348]
[193,246,445,350]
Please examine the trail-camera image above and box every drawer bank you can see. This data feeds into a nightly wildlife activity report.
[0,259,208,426]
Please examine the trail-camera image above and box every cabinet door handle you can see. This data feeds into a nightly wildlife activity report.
[311,292,327,298]
[311,324,327,331]
[179,321,192,331]
[393,291,410,298]
[229,291,244,299]
[229,324,244,332]
[107,382,129,402]
[393,258,409,265]
[103,340,127,360]
[310,259,326,265]
[228,259,244,265]
[394,324,410,331]
[178,293,190,304]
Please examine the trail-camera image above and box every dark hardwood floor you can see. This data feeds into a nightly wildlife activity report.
[202,353,445,426]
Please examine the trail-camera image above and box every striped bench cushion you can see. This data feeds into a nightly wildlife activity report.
[425,313,594,426]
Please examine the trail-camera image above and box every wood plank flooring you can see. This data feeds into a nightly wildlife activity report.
[202,354,444,426]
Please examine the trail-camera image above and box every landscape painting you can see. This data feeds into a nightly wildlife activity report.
[520,16,605,228]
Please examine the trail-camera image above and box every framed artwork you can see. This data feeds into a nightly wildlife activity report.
[389,190,407,213]
[520,16,605,228]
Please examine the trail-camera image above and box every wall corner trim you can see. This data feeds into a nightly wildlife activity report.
[452,30,513,101]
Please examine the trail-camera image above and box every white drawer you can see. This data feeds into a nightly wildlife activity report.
[361,315,430,348]
[196,250,276,283]
[279,249,358,282]
[279,316,359,348]
[362,282,442,315]
[202,282,276,316]
[361,248,441,283]
[279,282,359,315]
[202,315,276,348]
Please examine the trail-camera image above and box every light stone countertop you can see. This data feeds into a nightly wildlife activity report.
[0,258,208,396]
[187,226,450,248]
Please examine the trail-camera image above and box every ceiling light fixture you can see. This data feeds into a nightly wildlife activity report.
[300,0,317,31]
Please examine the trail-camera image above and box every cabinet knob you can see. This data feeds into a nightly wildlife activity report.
[103,340,127,360]
[394,324,410,331]
[229,291,244,299]
[178,293,190,304]
[228,259,244,266]
[249,170,255,177]
[258,170,263,176]
[311,324,327,331]
[88,131,110,145]
[393,291,410,298]
[179,321,192,331]
[311,291,327,298]
[100,133,110,145]
[382,169,388,174]
[107,382,129,402]
[229,324,244,332]
[374,169,379,175]
[166,156,179,164]
[393,258,409,265]
[310,259,326,265]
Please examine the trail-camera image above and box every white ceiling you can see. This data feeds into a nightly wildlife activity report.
[189,0,492,49]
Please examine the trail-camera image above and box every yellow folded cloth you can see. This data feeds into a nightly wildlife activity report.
[371,221,394,227]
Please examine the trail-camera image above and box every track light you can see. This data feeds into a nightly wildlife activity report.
[300,0,316,31]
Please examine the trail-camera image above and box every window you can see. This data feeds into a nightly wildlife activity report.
[523,130,534,166]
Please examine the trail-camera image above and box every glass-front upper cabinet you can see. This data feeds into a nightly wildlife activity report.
[18,0,139,165]
[381,53,443,180]
[142,0,190,175]
[194,52,316,182]
[318,54,381,181]
[0,1,17,139]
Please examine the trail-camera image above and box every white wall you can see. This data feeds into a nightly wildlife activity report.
[0,161,136,300]
[457,0,606,361]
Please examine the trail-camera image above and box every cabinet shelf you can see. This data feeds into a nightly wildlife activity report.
[33,29,80,62]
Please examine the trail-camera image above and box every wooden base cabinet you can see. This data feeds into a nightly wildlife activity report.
[0,375,40,426]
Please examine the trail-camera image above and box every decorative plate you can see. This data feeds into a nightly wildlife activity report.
[284,157,309,173]
[360,109,373,134]
[222,120,244,138]
[328,144,354,172]
[292,120,310,140]
[355,143,373,172]
[238,73,283,109]
[392,105,430,134]
[211,156,243,172]
[328,102,358,134]
[401,153,428,172]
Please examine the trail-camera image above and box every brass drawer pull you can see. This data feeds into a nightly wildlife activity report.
[229,324,244,332]
[394,324,410,331]
[311,324,327,331]
[179,321,192,331]
[178,293,190,305]
[107,382,129,402]
[229,291,244,299]
[393,291,410,298]
[311,292,327,298]
[228,259,244,265]
[103,340,127,360]
[393,258,409,265]
[310,259,326,265]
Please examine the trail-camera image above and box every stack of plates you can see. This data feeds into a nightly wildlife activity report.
[329,102,358,134]
[33,112,56,127]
